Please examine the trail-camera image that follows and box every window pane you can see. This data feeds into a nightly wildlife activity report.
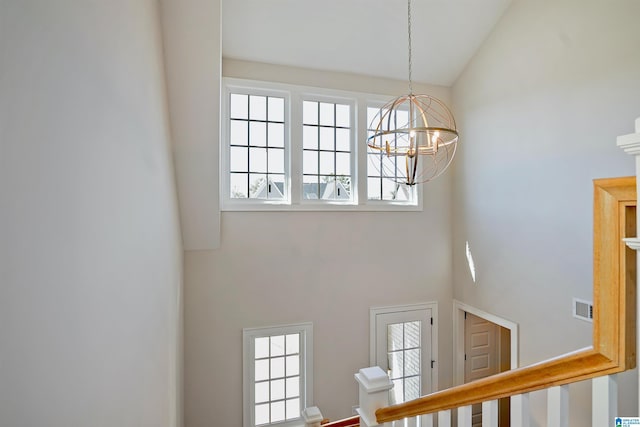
[271,378,285,400]
[268,97,284,122]
[255,359,269,382]
[335,177,351,198]
[388,323,403,351]
[303,101,318,125]
[230,93,248,119]
[391,378,404,405]
[319,102,334,126]
[303,125,318,150]
[319,127,334,151]
[270,335,285,356]
[230,173,248,199]
[271,401,285,423]
[368,177,381,200]
[286,334,299,355]
[336,128,350,152]
[405,349,420,376]
[336,104,350,127]
[255,403,269,426]
[336,153,350,176]
[271,357,285,378]
[249,147,267,173]
[250,95,267,121]
[250,122,267,147]
[249,174,267,198]
[383,179,399,201]
[230,147,248,172]
[321,179,335,200]
[405,322,420,348]
[319,152,334,175]
[268,123,284,148]
[303,151,318,175]
[405,376,420,401]
[255,337,269,359]
[303,175,319,200]
[388,351,403,379]
[286,355,299,376]
[267,148,284,174]
[367,107,379,127]
[286,398,300,420]
[269,174,285,200]
[286,376,300,398]
[230,120,248,145]
[255,381,269,403]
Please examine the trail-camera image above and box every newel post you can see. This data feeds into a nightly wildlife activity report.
[355,367,393,427]
[617,115,640,413]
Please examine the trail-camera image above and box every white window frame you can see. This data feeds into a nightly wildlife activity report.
[243,322,314,427]
[221,78,422,211]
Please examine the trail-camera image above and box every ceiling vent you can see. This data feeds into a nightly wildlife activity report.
[573,298,593,322]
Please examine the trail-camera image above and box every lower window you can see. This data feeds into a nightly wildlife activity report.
[243,323,313,427]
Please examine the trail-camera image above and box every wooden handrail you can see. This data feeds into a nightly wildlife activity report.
[376,176,637,423]
[320,415,360,427]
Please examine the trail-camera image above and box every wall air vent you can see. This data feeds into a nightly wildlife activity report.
[573,298,593,322]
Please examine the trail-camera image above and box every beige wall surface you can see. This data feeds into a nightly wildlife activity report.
[183,61,455,426]
[452,0,640,424]
[0,1,183,426]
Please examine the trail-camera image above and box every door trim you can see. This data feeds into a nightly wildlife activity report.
[370,302,439,392]
[453,300,519,386]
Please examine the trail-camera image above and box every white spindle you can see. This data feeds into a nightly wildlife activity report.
[457,405,472,427]
[510,393,530,427]
[481,400,498,427]
[593,375,618,427]
[406,416,417,427]
[438,410,451,426]
[420,413,434,427]
[547,385,569,427]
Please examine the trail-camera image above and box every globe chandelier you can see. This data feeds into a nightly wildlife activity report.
[367,0,459,186]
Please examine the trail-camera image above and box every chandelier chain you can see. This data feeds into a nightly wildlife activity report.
[407,0,413,94]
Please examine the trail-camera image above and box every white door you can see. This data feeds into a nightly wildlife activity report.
[371,306,434,404]
[465,312,500,427]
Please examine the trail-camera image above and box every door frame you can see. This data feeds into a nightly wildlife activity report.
[453,300,519,386]
[370,302,439,393]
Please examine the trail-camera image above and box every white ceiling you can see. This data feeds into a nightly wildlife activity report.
[221,0,512,87]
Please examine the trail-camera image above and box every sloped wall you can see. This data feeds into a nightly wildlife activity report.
[452,0,640,424]
[0,1,183,426]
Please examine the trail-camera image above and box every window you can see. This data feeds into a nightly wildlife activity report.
[370,303,437,404]
[222,78,421,211]
[302,100,352,201]
[243,323,313,427]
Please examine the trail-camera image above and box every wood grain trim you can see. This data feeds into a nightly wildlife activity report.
[376,176,637,423]
[320,415,360,427]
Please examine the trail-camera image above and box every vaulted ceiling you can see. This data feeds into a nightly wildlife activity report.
[222,0,512,87]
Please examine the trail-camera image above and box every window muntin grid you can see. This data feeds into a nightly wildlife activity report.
[302,100,352,201]
[387,321,421,404]
[229,93,286,200]
[253,333,302,426]
[366,106,415,202]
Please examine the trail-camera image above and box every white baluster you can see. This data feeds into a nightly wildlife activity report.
[510,393,530,427]
[420,413,434,427]
[547,385,569,427]
[438,410,451,426]
[482,400,498,427]
[406,416,417,427]
[593,375,618,427]
[457,405,472,427]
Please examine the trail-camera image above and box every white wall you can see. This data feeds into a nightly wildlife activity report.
[0,1,183,426]
[183,60,454,426]
[452,0,640,424]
